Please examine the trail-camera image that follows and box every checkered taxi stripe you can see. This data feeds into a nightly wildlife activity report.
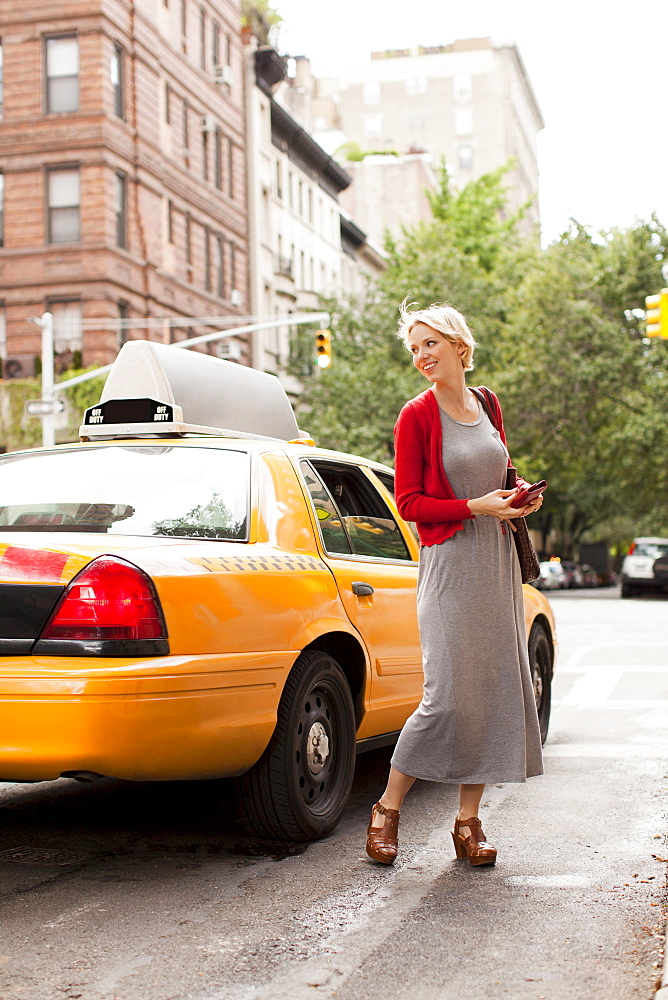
[187,554,324,574]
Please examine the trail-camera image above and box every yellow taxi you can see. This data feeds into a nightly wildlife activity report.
[0,341,556,841]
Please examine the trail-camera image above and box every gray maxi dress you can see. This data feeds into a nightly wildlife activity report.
[391,400,544,785]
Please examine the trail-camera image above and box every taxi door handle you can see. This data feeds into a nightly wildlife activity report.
[352,581,374,597]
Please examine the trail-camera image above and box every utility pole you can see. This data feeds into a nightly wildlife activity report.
[27,312,59,448]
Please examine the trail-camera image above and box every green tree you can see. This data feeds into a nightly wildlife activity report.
[292,164,526,460]
[241,0,281,46]
[495,219,668,554]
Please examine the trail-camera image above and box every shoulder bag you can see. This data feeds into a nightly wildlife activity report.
[469,387,541,585]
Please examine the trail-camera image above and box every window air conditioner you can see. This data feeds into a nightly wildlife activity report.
[4,357,31,379]
[213,64,233,87]
[201,114,217,133]
[216,340,242,361]
[230,289,242,307]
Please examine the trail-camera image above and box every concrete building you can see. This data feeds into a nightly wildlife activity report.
[338,154,437,247]
[283,38,544,233]
[0,0,249,377]
[245,43,385,383]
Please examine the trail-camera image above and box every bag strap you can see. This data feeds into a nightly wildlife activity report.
[470,386,517,489]
[469,386,497,429]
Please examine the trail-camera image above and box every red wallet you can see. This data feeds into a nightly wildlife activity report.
[510,480,547,508]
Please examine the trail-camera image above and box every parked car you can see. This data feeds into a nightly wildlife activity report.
[560,560,585,589]
[535,560,567,590]
[0,342,558,840]
[579,564,599,588]
[620,537,668,598]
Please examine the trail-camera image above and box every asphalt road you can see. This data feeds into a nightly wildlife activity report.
[1,586,667,1000]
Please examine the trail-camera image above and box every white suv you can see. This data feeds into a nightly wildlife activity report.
[620,537,668,598]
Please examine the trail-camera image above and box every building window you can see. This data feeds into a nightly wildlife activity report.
[114,171,127,248]
[182,99,189,148]
[453,73,472,103]
[225,33,231,66]
[227,138,233,198]
[0,171,4,247]
[212,20,220,65]
[47,167,80,243]
[229,241,236,291]
[180,0,187,38]
[458,144,473,170]
[362,81,381,105]
[167,199,174,243]
[49,300,83,354]
[405,76,428,96]
[288,171,293,208]
[204,226,211,292]
[455,109,472,136]
[185,212,192,264]
[308,188,313,223]
[0,40,4,121]
[165,82,171,124]
[202,130,209,181]
[199,6,206,70]
[214,129,222,190]
[364,115,382,139]
[117,300,129,346]
[215,235,224,298]
[45,35,79,114]
[111,43,124,119]
[275,160,282,199]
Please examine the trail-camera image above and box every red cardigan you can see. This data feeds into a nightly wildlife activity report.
[394,386,526,547]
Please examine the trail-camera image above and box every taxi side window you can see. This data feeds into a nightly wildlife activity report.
[299,461,352,555]
[312,461,412,562]
[371,468,419,545]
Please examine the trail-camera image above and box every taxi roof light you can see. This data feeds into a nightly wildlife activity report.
[40,556,167,641]
[80,340,303,442]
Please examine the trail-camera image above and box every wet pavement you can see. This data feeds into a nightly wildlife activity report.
[0,587,666,999]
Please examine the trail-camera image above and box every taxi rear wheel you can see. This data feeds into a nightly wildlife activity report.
[529,622,552,745]
[238,649,356,841]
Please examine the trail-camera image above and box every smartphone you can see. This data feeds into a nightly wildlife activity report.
[510,480,547,509]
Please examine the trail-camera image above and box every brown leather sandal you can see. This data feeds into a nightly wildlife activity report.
[451,816,497,867]
[366,801,400,865]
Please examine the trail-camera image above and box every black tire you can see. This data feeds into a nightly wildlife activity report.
[528,623,552,745]
[238,649,356,841]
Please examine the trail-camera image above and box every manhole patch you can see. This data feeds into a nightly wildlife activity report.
[0,846,94,866]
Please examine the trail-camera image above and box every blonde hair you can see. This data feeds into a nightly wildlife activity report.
[397,298,477,371]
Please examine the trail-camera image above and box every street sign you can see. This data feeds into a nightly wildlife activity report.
[25,399,65,417]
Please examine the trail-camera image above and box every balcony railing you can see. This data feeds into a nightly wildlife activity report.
[274,255,293,278]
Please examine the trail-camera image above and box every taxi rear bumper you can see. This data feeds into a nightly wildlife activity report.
[0,651,295,782]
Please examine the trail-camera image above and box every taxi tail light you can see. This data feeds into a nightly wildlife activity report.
[39,556,167,641]
[627,542,636,555]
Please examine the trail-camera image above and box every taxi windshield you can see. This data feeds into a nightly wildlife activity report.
[0,445,249,540]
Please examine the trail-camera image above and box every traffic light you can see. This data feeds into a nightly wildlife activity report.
[315,329,332,368]
[645,290,668,339]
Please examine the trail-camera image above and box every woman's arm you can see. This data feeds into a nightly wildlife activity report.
[394,407,473,524]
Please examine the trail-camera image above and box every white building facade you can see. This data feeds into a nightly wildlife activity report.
[244,44,384,383]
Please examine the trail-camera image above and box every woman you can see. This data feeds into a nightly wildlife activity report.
[366,300,544,867]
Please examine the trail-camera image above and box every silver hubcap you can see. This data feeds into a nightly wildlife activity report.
[533,670,543,706]
[306,721,330,774]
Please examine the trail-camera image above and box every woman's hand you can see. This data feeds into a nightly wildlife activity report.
[468,489,525,519]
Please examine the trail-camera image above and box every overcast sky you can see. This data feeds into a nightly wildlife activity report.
[275,0,667,245]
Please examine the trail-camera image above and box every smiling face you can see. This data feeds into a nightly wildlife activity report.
[407,322,466,384]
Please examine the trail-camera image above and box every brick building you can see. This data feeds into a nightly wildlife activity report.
[0,0,249,375]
